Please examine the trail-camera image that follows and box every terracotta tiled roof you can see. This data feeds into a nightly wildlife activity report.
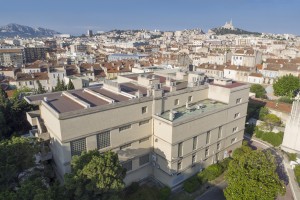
[225,65,253,72]
[15,72,49,81]
[249,73,263,77]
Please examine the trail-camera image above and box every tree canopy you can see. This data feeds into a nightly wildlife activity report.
[224,150,285,200]
[64,150,126,200]
[0,87,35,139]
[273,74,300,97]
[0,137,38,191]
[67,80,75,90]
[250,84,266,98]
[36,80,46,94]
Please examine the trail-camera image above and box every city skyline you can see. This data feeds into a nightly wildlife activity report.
[1,0,300,35]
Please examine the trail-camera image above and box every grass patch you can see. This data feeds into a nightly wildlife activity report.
[255,128,283,147]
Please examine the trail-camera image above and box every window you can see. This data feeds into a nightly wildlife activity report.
[120,143,131,150]
[177,160,182,170]
[231,138,237,144]
[193,136,197,150]
[142,106,147,114]
[29,81,33,85]
[178,142,183,157]
[139,120,149,126]
[215,153,219,162]
[174,99,179,106]
[139,154,150,166]
[218,126,222,139]
[192,154,196,166]
[119,124,131,132]
[188,96,192,102]
[236,98,242,104]
[97,131,110,150]
[71,138,86,156]
[217,142,221,150]
[139,137,150,143]
[205,148,209,157]
[53,74,55,78]
[122,160,132,171]
[234,113,240,119]
[206,131,210,144]
[233,127,238,133]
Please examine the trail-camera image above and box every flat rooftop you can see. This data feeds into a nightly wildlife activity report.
[25,83,147,114]
[159,99,227,122]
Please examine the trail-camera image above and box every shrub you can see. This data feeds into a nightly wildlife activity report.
[183,176,201,193]
[259,107,269,120]
[159,186,171,200]
[198,163,223,182]
[278,96,293,104]
[218,158,232,172]
[126,182,140,195]
[286,152,297,161]
[261,131,283,147]
[254,127,264,138]
[294,165,300,186]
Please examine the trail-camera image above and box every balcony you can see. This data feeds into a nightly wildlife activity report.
[26,110,40,126]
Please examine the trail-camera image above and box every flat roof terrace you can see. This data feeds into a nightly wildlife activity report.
[159,99,227,122]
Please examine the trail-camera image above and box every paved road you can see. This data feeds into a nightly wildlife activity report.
[196,137,294,200]
[195,182,227,200]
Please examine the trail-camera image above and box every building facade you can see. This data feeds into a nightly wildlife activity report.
[25,72,249,188]
[282,98,300,154]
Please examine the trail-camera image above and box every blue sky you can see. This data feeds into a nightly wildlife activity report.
[1,0,299,35]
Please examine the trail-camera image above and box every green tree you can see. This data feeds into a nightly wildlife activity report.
[64,150,126,200]
[54,77,68,92]
[224,150,285,200]
[36,80,46,94]
[261,113,281,131]
[273,74,300,97]
[250,84,266,98]
[0,137,38,190]
[67,80,75,90]
[259,107,269,120]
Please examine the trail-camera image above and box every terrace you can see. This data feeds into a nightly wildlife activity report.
[159,99,227,122]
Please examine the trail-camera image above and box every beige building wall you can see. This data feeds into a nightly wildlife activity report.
[26,75,250,188]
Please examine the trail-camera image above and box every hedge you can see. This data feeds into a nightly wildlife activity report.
[159,186,171,200]
[183,158,232,193]
[255,128,284,147]
[183,176,201,193]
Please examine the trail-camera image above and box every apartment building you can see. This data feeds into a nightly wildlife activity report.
[231,49,262,67]
[24,47,48,63]
[25,71,249,188]
[0,47,24,67]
